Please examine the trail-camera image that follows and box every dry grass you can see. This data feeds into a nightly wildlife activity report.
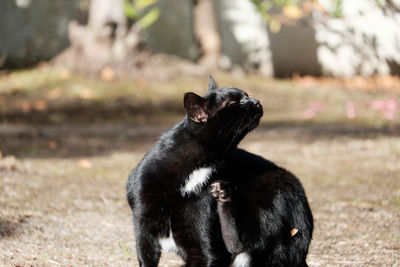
[0,68,399,266]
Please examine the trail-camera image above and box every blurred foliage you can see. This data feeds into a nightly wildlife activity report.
[124,0,160,29]
[1,67,399,128]
[251,0,343,33]
[253,0,399,33]
[331,0,343,18]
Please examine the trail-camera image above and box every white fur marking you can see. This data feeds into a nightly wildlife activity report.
[232,252,251,267]
[180,167,214,196]
[159,231,179,253]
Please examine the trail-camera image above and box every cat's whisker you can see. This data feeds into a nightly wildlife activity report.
[218,113,242,134]
[226,112,247,150]
[225,115,243,136]
[220,113,243,137]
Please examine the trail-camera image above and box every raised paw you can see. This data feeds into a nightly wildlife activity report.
[210,180,232,203]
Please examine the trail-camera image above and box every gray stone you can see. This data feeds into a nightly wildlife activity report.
[315,0,400,76]
[268,18,321,77]
[214,0,400,77]
[214,0,273,75]
[0,0,80,68]
[144,0,198,61]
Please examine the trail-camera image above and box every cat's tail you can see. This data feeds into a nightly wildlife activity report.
[287,192,314,266]
[126,169,137,209]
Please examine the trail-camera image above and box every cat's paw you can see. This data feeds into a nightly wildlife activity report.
[210,181,231,202]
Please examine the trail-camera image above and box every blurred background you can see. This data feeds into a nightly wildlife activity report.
[0,0,399,266]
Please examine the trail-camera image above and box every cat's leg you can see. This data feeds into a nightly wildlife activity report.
[171,192,231,267]
[211,181,256,267]
[210,181,245,255]
[133,220,162,267]
[135,232,161,267]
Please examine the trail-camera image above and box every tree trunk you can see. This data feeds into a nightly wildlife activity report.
[193,0,221,68]
[68,0,139,67]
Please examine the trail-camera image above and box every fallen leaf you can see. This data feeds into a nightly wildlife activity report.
[34,100,48,111]
[283,5,303,20]
[136,79,148,88]
[78,159,93,169]
[60,69,71,80]
[37,61,47,68]
[300,76,316,88]
[19,100,31,112]
[46,87,62,100]
[101,66,115,82]
[48,140,57,150]
[290,228,299,237]
[79,88,94,100]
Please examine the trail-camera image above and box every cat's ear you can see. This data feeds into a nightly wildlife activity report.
[184,92,208,123]
[209,75,219,91]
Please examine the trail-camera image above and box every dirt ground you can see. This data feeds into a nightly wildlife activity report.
[0,69,399,266]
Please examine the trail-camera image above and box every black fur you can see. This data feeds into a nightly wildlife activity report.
[210,149,313,266]
[127,76,313,266]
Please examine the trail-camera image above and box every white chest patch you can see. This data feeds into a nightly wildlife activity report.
[232,252,251,267]
[180,166,215,196]
[159,231,179,253]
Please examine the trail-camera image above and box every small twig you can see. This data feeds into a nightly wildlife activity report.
[47,259,61,265]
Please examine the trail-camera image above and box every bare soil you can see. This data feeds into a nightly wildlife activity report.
[0,69,399,266]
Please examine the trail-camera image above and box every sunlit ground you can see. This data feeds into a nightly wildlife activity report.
[0,67,399,266]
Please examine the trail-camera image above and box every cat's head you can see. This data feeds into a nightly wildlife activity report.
[184,76,263,150]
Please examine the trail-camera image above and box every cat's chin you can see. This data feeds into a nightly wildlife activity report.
[243,115,262,133]
[224,120,261,150]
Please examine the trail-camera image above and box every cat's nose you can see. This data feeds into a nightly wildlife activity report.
[249,98,261,109]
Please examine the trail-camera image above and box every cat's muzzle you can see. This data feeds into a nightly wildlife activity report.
[247,98,263,118]
[244,98,263,131]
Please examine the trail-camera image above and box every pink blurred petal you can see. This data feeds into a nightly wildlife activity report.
[383,110,395,120]
[347,110,356,119]
[386,99,398,111]
[346,101,356,119]
[310,101,324,111]
[303,109,315,119]
[371,100,385,110]
[346,101,355,108]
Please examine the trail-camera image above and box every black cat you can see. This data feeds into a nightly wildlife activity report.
[127,76,313,267]
[210,149,313,266]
